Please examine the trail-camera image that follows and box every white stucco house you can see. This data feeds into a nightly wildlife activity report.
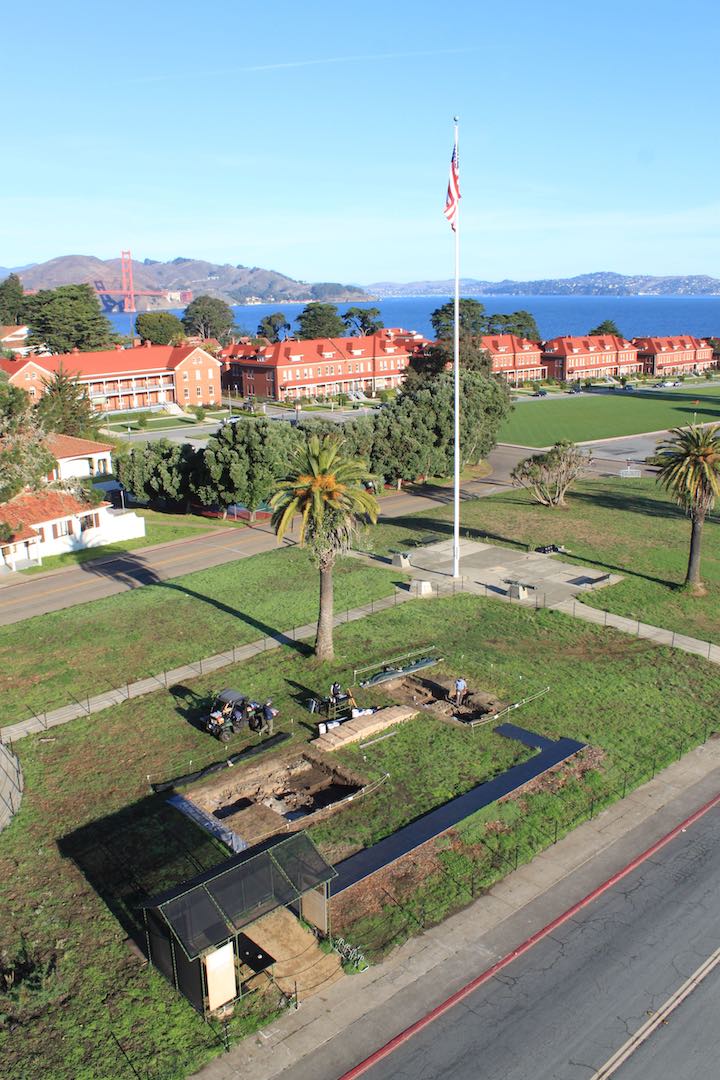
[45,433,113,481]
[0,490,145,571]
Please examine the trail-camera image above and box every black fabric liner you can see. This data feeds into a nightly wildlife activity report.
[151,732,290,792]
[330,725,585,895]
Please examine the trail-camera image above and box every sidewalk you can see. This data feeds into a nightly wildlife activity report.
[192,736,720,1080]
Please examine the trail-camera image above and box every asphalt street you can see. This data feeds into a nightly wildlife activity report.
[357,804,720,1080]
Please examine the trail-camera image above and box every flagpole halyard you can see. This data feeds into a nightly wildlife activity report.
[452,117,461,578]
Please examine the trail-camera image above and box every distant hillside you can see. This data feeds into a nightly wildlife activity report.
[7,255,370,310]
[368,271,720,298]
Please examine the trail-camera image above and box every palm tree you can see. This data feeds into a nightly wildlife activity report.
[269,432,378,660]
[655,424,720,595]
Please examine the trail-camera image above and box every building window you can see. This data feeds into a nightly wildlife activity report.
[183,371,189,381]
[195,370,201,381]
[184,388,190,400]
[52,520,71,539]
[196,386,202,397]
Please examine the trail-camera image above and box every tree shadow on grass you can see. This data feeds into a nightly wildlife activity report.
[59,793,228,950]
[77,551,313,657]
[379,513,529,552]
[168,683,212,732]
[284,678,324,735]
[569,489,719,528]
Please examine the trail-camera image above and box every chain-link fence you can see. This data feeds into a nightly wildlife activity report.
[1,590,419,744]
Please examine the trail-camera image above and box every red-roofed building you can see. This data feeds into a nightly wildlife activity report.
[220,329,427,400]
[0,343,222,412]
[0,325,30,355]
[632,336,714,376]
[541,335,641,381]
[44,434,113,481]
[0,489,145,571]
[479,335,545,383]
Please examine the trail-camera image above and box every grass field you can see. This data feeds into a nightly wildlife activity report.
[0,548,402,718]
[367,477,720,643]
[500,384,720,446]
[2,595,718,1078]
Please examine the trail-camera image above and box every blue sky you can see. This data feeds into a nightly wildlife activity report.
[3,0,720,283]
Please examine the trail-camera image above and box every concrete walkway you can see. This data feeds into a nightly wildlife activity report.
[192,737,720,1080]
[380,539,720,664]
[0,743,23,831]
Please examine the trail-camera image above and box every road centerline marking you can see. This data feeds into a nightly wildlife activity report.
[589,945,720,1079]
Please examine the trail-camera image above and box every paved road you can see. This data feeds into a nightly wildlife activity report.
[356,804,720,1080]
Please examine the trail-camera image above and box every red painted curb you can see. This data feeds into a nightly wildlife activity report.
[338,788,720,1079]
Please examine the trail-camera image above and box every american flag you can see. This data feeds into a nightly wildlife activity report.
[444,144,460,231]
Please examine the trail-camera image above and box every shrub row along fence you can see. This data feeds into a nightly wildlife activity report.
[336,714,718,963]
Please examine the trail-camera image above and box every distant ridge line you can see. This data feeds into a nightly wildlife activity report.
[367,271,720,299]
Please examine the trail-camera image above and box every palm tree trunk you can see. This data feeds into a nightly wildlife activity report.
[315,562,334,660]
[686,513,705,592]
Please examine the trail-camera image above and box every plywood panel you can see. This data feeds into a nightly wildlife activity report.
[204,942,237,1012]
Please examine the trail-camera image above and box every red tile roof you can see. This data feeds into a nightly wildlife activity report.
[542,335,636,355]
[0,490,102,542]
[632,335,708,353]
[221,329,428,366]
[480,334,542,356]
[0,325,28,341]
[45,433,113,459]
[2,344,221,380]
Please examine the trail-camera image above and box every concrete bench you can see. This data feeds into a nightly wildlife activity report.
[391,552,412,569]
[503,579,536,600]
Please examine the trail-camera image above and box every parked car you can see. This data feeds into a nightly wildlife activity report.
[532,389,548,397]
[623,384,636,392]
[569,385,583,394]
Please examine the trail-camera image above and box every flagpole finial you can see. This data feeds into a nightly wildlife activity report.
[453,115,459,122]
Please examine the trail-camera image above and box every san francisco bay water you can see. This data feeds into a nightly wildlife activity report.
[108,294,720,342]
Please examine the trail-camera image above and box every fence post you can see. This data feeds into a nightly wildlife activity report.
[589,798,595,820]
[199,658,203,675]
[637,618,641,636]
[672,631,676,647]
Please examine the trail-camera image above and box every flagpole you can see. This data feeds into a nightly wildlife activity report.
[452,116,461,579]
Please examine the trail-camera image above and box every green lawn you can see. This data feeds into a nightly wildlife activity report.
[500,384,720,446]
[19,510,225,575]
[107,416,201,432]
[2,595,718,1078]
[367,477,720,644]
[0,549,402,718]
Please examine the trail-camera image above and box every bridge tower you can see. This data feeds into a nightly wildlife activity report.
[120,250,136,312]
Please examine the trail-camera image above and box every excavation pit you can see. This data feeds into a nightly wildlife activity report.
[386,674,507,728]
[184,748,366,847]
